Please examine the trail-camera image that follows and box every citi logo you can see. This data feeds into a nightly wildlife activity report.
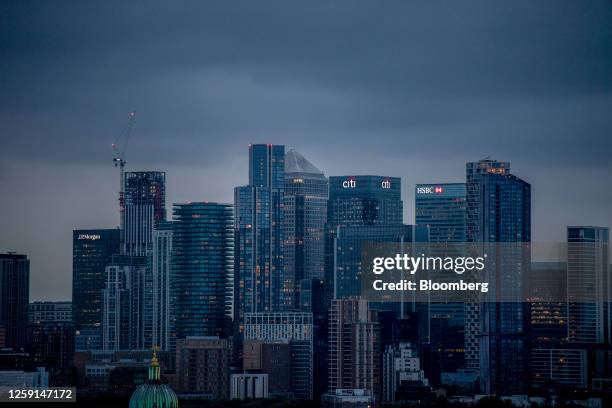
[342,177,357,188]
[381,179,391,189]
[417,186,444,194]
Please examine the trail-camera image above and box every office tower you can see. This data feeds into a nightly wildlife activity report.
[172,203,233,339]
[465,159,531,395]
[415,183,467,243]
[101,255,148,350]
[0,253,30,351]
[152,221,173,351]
[331,225,424,300]
[72,229,120,331]
[567,226,610,344]
[382,342,428,402]
[328,299,379,399]
[175,337,232,399]
[327,175,425,300]
[284,149,328,309]
[566,226,610,384]
[244,312,313,399]
[29,301,72,324]
[122,171,166,256]
[234,144,285,349]
[328,175,402,227]
[415,183,466,379]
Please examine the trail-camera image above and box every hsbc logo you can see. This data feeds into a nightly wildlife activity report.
[417,185,444,195]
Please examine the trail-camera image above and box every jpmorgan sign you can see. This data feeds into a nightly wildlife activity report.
[78,234,101,241]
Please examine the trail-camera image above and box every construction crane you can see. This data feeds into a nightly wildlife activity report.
[111,111,136,243]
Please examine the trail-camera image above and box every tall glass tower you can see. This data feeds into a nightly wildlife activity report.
[72,228,120,331]
[567,226,609,344]
[326,176,420,301]
[466,159,531,395]
[284,149,328,309]
[172,202,234,339]
[234,144,285,334]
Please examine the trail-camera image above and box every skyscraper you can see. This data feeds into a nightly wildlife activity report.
[415,183,466,243]
[284,149,328,309]
[151,221,173,351]
[566,226,610,384]
[328,175,402,227]
[567,226,610,344]
[326,176,425,301]
[415,183,467,377]
[0,253,30,351]
[465,159,531,395]
[122,171,166,256]
[72,229,120,330]
[101,255,148,350]
[234,144,285,346]
[172,202,234,339]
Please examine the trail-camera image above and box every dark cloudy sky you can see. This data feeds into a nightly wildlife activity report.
[1,1,611,300]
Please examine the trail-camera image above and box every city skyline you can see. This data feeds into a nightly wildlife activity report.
[2,1,612,304]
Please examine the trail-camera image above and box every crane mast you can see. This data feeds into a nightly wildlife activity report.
[112,111,136,252]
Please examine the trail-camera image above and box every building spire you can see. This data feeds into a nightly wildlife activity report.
[148,346,160,382]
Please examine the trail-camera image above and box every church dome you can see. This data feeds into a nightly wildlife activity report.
[129,351,178,408]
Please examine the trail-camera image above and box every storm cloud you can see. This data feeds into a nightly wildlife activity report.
[1,0,611,299]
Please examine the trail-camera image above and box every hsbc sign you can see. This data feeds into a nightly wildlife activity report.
[417,185,444,195]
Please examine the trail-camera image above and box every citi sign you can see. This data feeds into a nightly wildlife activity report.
[417,185,444,195]
[342,177,392,189]
[342,177,357,188]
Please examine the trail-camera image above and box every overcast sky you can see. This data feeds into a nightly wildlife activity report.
[1,1,611,300]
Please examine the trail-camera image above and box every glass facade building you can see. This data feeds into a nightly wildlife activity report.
[415,183,466,243]
[234,144,286,348]
[567,226,610,344]
[101,254,148,350]
[151,221,173,351]
[72,228,120,331]
[284,149,328,309]
[172,202,234,339]
[328,175,402,227]
[326,175,426,301]
[466,159,531,395]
